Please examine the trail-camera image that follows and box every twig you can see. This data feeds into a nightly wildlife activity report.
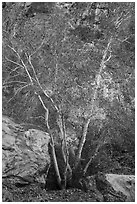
[30,37,46,57]
[5,57,24,69]
[4,73,23,80]
[3,81,27,85]
[7,84,31,104]
[7,45,33,84]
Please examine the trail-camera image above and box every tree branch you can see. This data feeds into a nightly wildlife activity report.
[28,54,59,112]
[74,37,113,170]
[3,81,28,85]
[7,45,33,84]
[30,37,46,57]
[6,84,31,104]
[5,57,24,69]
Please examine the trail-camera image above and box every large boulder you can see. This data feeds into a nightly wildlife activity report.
[2,116,50,185]
[95,172,135,202]
[105,174,135,202]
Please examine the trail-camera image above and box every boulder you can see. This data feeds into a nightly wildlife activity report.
[105,173,135,202]
[95,172,134,202]
[2,116,50,185]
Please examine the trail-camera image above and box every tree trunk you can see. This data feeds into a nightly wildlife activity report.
[73,118,91,169]
[83,144,100,175]
[38,97,62,189]
[57,113,72,188]
[48,130,62,189]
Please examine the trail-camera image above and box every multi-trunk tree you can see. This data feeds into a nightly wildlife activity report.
[2,2,135,189]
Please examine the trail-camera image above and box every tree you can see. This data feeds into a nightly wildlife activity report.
[2,2,135,189]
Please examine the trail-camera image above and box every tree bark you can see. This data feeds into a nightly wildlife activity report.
[49,134,62,189]
[83,144,100,175]
[57,113,72,188]
[37,95,62,188]
[73,118,91,169]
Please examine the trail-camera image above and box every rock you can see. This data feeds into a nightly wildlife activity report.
[105,173,135,202]
[95,172,135,202]
[2,116,50,185]
[95,172,127,202]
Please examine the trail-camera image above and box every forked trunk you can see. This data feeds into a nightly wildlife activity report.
[73,118,91,170]
[57,113,72,188]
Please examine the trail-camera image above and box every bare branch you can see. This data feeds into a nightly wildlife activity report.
[35,95,49,124]
[117,34,134,43]
[5,57,24,69]
[28,54,59,112]
[4,73,23,80]
[3,81,27,86]
[83,144,100,175]
[83,129,109,175]
[73,118,91,169]
[116,14,131,29]
[7,45,33,84]
[104,53,112,64]
[102,37,113,64]
[30,37,46,57]
[3,66,23,83]
[6,84,31,104]
[74,37,113,170]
